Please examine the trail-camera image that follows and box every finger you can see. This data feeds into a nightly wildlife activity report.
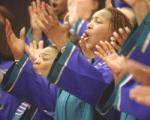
[46,4,58,22]
[130,86,150,105]
[99,41,111,55]
[36,0,41,12]
[105,41,116,54]
[64,12,69,23]
[132,86,150,94]
[29,42,34,49]
[25,44,36,61]
[46,5,59,26]
[32,40,37,49]
[20,27,26,41]
[41,1,48,16]
[38,11,49,26]
[28,5,33,16]
[99,41,108,55]
[38,40,44,49]
[25,44,30,55]
[25,44,33,57]
[32,1,36,13]
[95,43,107,57]
[5,19,10,40]
[110,41,120,52]
[36,18,46,31]
[118,28,128,37]
[112,31,122,46]
[125,26,131,34]
[94,51,104,59]
[118,28,129,43]
[5,19,16,42]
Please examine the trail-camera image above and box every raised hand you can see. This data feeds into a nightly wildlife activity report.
[35,2,70,49]
[28,0,42,41]
[94,41,124,84]
[130,86,150,106]
[5,19,26,60]
[110,27,131,51]
[25,40,44,62]
[79,33,95,59]
[94,41,117,61]
[29,0,41,31]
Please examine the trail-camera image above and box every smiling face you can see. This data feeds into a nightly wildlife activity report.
[84,9,112,51]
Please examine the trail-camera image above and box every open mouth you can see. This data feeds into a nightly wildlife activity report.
[81,31,90,42]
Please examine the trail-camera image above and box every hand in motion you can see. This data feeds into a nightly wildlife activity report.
[94,40,125,84]
[130,86,150,106]
[110,27,131,51]
[25,40,44,62]
[29,0,41,31]
[5,19,26,60]
[35,2,70,49]
[79,33,95,59]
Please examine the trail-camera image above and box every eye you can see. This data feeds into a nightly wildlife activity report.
[43,55,51,61]
[94,17,102,24]
[40,53,51,61]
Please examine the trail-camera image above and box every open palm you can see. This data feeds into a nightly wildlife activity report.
[5,19,26,60]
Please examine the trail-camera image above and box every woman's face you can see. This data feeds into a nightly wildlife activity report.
[32,47,58,77]
[52,0,67,17]
[84,9,112,51]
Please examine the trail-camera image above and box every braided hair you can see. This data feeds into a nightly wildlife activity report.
[107,7,132,34]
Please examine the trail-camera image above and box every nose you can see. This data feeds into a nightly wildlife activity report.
[33,57,41,65]
[87,22,93,29]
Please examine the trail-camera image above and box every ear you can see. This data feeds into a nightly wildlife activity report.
[92,0,99,11]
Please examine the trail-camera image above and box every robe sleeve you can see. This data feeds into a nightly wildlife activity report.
[115,43,150,120]
[114,76,150,120]
[1,55,57,112]
[47,42,114,107]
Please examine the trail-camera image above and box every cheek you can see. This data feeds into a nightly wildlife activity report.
[96,26,110,40]
[39,62,51,70]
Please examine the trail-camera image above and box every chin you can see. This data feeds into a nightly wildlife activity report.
[86,43,93,50]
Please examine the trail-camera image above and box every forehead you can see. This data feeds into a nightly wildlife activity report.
[92,9,112,20]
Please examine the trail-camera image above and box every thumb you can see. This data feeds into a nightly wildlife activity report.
[20,27,26,40]
[25,44,30,55]
[62,22,70,34]
[25,44,36,61]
